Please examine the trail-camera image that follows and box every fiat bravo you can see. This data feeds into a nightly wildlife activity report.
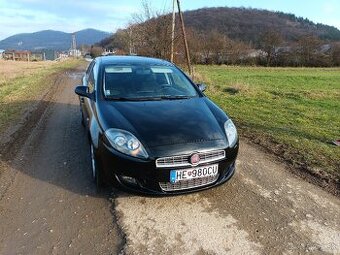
[75,56,238,194]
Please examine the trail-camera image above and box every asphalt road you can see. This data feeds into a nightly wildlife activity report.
[0,69,339,255]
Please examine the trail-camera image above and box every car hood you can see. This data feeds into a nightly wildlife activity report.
[99,98,228,157]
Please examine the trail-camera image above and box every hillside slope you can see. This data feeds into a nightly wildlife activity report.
[183,7,340,44]
[0,29,110,51]
[99,7,340,50]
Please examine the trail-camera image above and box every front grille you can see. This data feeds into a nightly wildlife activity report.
[159,174,219,192]
[156,150,225,168]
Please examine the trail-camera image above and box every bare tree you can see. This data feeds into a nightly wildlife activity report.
[260,30,283,66]
[128,0,176,60]
[331,42,340,66]
[224,39,251,65]
[90,46,103,58]
[186,28,251,65]
[297,35,323,66]
[190,30,225,64]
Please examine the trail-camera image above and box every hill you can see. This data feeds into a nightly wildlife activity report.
[0,29,110,51]
[100,7,340,50]
[97,7,340,67]
[183,7,340,44]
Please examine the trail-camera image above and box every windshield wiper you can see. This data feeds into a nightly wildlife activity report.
[106,95,193,101]
[106,97,140,101]
[106,96,163,101]
[159,95,192,100]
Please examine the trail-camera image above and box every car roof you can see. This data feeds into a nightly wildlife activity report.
[97,55,174,66]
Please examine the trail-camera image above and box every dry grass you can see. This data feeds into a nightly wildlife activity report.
[0,59,83,134]
[0,60,56,86]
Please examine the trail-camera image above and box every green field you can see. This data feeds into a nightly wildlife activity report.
[195,65,340,180]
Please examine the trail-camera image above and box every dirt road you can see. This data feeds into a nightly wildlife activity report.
[0,69,123,254]
[0,68,339,255]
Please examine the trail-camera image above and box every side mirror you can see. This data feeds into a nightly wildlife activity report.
[197,83,207,92]
[75,85,93,99]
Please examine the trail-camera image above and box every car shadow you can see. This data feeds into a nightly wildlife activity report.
[0,99,133,199]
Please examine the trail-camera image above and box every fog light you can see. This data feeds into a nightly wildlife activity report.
[120,175,137,185]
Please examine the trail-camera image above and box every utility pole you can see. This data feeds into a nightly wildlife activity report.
[170,0,176,62]
[71,33,77,57]
[129,27,133,55]
[176,0,192,75]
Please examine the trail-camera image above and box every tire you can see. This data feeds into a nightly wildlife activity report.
[90,143,104,192]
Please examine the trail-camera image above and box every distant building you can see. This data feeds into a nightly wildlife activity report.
[246,49,267,58]
[320,44,331,53]
[3,50,31,61]
[0,49,5,59]
[56,51,69,60]
[1,50,48,61]
[69,49,81,57]
[102,49,116,56]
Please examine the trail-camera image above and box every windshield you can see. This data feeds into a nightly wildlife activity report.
[103,65,198,100]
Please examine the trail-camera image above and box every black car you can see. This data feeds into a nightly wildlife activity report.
[75,56,238,195]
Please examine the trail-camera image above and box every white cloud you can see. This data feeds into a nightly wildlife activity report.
[0,0,139,39]
[0,0,339,40]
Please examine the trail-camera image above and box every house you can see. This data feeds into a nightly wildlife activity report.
[0,49,5,59]
[2,50,48,61]
[69,49,81,57]
[3,50,31,61]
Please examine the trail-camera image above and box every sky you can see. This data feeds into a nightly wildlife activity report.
[0,0,339,40]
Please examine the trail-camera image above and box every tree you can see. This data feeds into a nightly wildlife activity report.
[224,39,251,65]
[128,0,175,60]
[90,46,103,58]
[297,35,322,66]
[193,30,225,64]
[260,30,283,66]
[331,42,340,66]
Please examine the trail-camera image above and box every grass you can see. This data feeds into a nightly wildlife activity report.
[0,59,83,134]
[195,65,340,180]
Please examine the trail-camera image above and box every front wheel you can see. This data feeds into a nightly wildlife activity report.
[90,143,104,192]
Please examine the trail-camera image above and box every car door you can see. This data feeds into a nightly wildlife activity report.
[82,61,96,129]
[79,61,94,125]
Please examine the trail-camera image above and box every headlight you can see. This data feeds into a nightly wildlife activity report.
[105,128,148,159]
[224,119,238,147]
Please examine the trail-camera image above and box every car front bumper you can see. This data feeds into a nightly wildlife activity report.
[97,141,238,195]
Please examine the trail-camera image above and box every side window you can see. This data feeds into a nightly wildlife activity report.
[87,61,98,94]
[83,61,94,87]
[86,61,95,76]
[88,69,95,93]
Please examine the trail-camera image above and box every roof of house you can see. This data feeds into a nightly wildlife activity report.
[4,50,31,54]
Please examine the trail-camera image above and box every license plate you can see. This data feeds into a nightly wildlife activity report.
[170,164,218,183]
